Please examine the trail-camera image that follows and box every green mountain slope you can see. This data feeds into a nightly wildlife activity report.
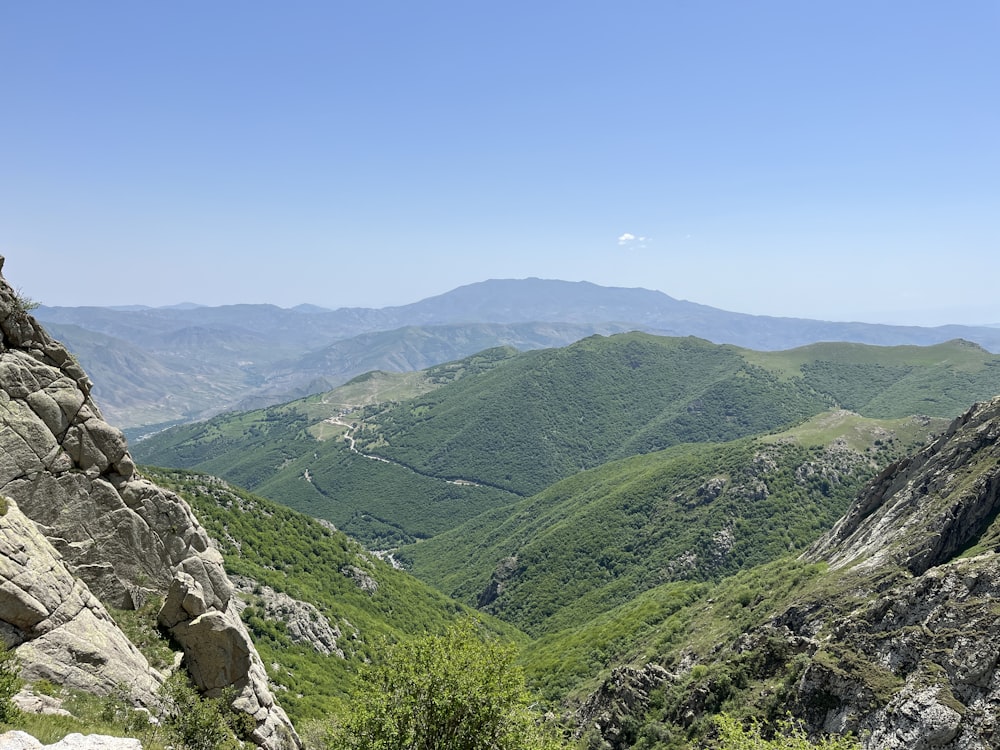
[538,396,1000,748]
[134,349,520,546]
[135,335,1000,548]
[141,467,522,725]
[398,411,945,637]
[350,334,825,495]
[352,334,1000,496]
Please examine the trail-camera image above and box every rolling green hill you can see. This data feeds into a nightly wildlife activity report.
[135,334,1000,548]
[524,397,1000,748]
[350,334,1000,495]
[397,411,946,637]
[134,349,521,546]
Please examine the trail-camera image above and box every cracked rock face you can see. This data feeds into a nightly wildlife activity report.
[781,397,1000,749]
[0,258,298,749]
[0,498,161,700]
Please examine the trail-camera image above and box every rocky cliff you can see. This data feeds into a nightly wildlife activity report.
[740,397,1000,748]
[0,258,298,749]
[576,396,1000,749]
[789,396,1000,748]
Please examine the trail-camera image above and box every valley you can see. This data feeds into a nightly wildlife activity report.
[8,3,997,747]
[134,333,1000,545]
[6,267,1000,749]
[124,321,1000,748]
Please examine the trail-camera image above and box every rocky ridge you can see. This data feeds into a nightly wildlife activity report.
[0,258,298,749]
[787,396,1000,748]
[752,397,1000,748]
[576,397,1000,749]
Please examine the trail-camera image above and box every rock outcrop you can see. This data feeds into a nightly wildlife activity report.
[0,498,160,699]
[785,397,1000,749]
[576,397,1000,749]
[734,397,1000,749]
[231,577,344,658]
[806,398,1000,576]
[0,258,298,749]
[0,731,141,750]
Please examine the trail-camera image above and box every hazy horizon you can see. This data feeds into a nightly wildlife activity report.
[28,275,1000,329]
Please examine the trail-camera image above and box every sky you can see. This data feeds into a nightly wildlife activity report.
[1,1,997,326]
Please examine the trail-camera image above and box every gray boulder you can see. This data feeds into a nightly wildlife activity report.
[0,731,142,750]
[0,499,160,701]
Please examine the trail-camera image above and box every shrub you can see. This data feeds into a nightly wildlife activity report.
[0,643,21,724]
[331,619,564,750]
[714,714,861,749]
[12,288,40,313]
[158,672,243,750]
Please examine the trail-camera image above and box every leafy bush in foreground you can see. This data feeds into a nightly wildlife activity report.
[330,619,564,750]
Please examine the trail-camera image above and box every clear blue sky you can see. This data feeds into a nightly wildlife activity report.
[2,1,997,325]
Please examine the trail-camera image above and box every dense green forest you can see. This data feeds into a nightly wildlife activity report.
[118,334,1000,747]
[352,336,1000,496]
[349,334,834,495]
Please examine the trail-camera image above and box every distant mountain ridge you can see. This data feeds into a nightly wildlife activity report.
[34,278,1000,431]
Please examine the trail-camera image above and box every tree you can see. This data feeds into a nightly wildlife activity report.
[157,671,248,750]
[332,619,563,750]
[714,714,861,750]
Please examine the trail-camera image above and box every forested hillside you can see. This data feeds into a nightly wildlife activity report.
[141,467,517,726]
[397,411,945,636]
[354,336,1000,495]
[135,348,521,546]
[135,334,1000,548]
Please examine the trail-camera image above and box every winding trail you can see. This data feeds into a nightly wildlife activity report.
[325,416,484,487]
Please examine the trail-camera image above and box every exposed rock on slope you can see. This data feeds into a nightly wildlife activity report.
[746,397,1000,748]
[0,498,159,699]
[0,258,298,749]
[577,397,1000,749]
[806,399,1000,576]
[231,577,344,658]
[788,396,1000,748]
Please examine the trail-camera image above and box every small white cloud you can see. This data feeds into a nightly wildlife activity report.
[618,232,649,249]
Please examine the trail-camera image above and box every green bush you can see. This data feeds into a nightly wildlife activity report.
[713,714,861,749]
[330,619,564,750]
[158,672,244,750]
[0,642,22,723]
